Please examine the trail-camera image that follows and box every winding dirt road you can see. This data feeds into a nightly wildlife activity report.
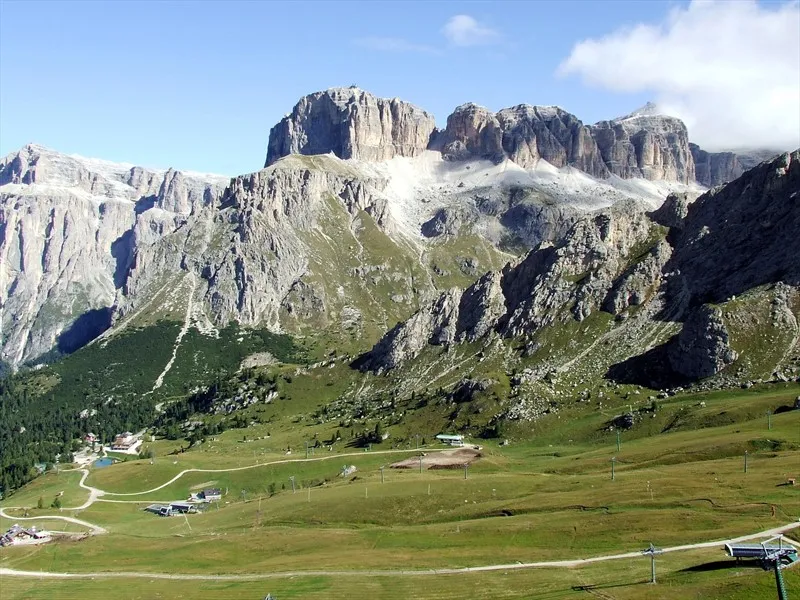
[0,509,106,535]
[1,522,797,580]
[101,447,448,497]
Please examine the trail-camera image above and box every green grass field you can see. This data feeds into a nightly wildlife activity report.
[1,383,798,599]
[4,549,799,600]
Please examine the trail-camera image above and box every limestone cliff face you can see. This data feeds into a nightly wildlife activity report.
[437,103,608,177]
[0,144,228,366]
[437,104,505,163]
[435,102,696,182]
[689,144,745,187]
[497,105,608,176]
[269,90,698,184]
[265,87,436,166]
[590,112,695,184]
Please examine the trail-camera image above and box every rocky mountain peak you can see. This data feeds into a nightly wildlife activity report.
[617,101,663,120]
[265,88,436,167]
[591,108,695,183]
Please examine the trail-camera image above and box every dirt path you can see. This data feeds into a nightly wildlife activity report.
[1,448,449,541]
[0,508,106,535]
[1,522,797,580]
[73,468,105,509]
[101,447,447,497]
[0,469,103,514]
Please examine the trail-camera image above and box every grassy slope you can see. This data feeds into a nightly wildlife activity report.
[721,284,800,380]
[288,197,511,358]
[1,384,798,600]
[4,553,797,600]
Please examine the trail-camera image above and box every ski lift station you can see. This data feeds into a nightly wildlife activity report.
[725,536,798,600]
[724,540,798,566]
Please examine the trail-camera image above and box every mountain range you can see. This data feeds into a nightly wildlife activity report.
[0,86,788,374]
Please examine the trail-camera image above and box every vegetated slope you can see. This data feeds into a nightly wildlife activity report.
[350,151,800,435]
[0,319,302,495]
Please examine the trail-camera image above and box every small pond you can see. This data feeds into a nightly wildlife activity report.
[93,457,114,468]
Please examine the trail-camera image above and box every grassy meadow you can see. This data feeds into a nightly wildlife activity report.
[1,382,799,598]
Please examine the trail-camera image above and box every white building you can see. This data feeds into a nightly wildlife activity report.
[435,434,464,447]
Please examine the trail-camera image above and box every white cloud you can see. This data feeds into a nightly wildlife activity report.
[442,15,501,47]
[353,37,440,55]
[558,0,800,151]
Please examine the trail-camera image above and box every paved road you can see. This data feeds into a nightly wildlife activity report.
[1,522,797,580]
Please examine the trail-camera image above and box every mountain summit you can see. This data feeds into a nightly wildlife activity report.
[617,101,664,120]
[265,87,436,166]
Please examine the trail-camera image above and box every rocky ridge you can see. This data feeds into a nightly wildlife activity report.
[357,150,800,386]
[269,91,713,185]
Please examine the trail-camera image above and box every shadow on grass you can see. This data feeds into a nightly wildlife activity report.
[571,580,650,592]
[681,560,762,572]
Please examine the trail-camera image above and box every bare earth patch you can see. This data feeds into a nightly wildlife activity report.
[390,448,481,470]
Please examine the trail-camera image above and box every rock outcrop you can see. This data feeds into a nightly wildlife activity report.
[497,105,608,176]
[668,306,737,378]
[602,239,672,314]
[357,202,657,372]
[649,192,692,229]
[436,103,505,163]
[354,268,507,373]
[265,87,436,166]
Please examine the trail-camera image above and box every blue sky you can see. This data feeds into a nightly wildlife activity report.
[1,1,797,175]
